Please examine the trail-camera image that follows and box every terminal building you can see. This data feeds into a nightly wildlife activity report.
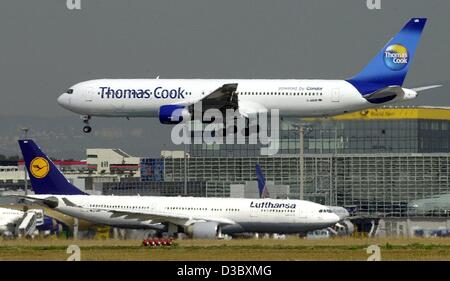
[135,107,450,236]
[0,148,140,194]
[135,107,450,221]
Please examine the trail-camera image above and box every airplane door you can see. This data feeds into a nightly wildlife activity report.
[286,209,296,223]
[295,207,308,223]
[249,206,259,222]
[84,88,94,102]
[331,88,340,102]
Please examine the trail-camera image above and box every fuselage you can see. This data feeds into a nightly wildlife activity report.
[408,194,450,214]
[57,79,408,119]
[32,195,339,234]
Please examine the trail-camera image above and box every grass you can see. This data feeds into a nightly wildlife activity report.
[2,237,450,261]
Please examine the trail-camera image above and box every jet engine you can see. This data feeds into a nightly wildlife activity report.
[42,196,59,209]
[158,105,191,124]
[341,219,355,234]
[333,219,355,236]
[185,222,221,239]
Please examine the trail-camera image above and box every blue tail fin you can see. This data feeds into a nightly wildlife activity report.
[256,164,270,198]
[18,140,87,195]
[347,18,427,95]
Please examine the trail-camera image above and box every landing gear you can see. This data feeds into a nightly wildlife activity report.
[81,115,92,133]
[83,126,92,133]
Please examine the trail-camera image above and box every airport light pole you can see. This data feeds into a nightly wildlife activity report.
[299,126,304,200]
[333,126,338,206]
[184,142,187,196]
[184,123,187,196]
[21,127,29,196]
[294,123,312,201]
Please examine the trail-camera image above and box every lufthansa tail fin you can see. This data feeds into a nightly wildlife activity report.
[18,140,87,195]
[347,18,427,95]
[256,164,270,199]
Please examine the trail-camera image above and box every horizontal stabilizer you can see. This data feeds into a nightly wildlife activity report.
[364,86,405,104]
[411,84,442,92]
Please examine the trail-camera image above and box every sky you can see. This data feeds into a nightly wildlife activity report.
[0,0,448,158]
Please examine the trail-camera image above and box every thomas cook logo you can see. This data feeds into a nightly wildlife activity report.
[383,44,409,71]
[30,157,49,179]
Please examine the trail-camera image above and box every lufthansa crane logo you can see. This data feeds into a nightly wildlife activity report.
[30,157,49,178]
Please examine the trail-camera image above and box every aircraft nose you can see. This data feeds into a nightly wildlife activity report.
[57,93,71,108]
[330,213,340,224]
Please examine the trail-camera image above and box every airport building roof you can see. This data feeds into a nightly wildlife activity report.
[323,107,450,121]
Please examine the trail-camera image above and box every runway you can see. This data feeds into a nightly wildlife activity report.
[1,237,450,261]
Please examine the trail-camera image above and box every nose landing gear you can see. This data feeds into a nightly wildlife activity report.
[81,115,92,133]
[83,126,92,133]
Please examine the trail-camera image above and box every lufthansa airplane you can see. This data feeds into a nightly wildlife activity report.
[17,140,339,238]
[56,18,440,133]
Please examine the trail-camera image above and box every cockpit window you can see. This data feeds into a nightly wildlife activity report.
[67,89,73,94]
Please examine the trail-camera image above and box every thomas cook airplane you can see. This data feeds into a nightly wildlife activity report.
[56,18,440,133]
[17,140,339,239]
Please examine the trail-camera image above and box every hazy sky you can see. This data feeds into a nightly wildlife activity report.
[0,0,448,158]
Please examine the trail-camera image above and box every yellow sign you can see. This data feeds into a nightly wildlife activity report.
[30,157,49,178]
[305,108,450,122]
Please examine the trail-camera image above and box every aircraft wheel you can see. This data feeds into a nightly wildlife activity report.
[83,126,92,133]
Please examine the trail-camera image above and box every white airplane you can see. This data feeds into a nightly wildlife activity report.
[0,207,24,236]
[18,139,339,238]
[56,18,440,133]
[408,194,450,215]
[0,207,45,237]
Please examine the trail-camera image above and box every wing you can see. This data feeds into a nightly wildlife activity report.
[175,83,269,120]
[188,83,239,114]
[5,195,60,208]
[106,208,236,227]
[238,100,268,118]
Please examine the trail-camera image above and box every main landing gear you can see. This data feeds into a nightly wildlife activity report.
[81,115,92,133]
